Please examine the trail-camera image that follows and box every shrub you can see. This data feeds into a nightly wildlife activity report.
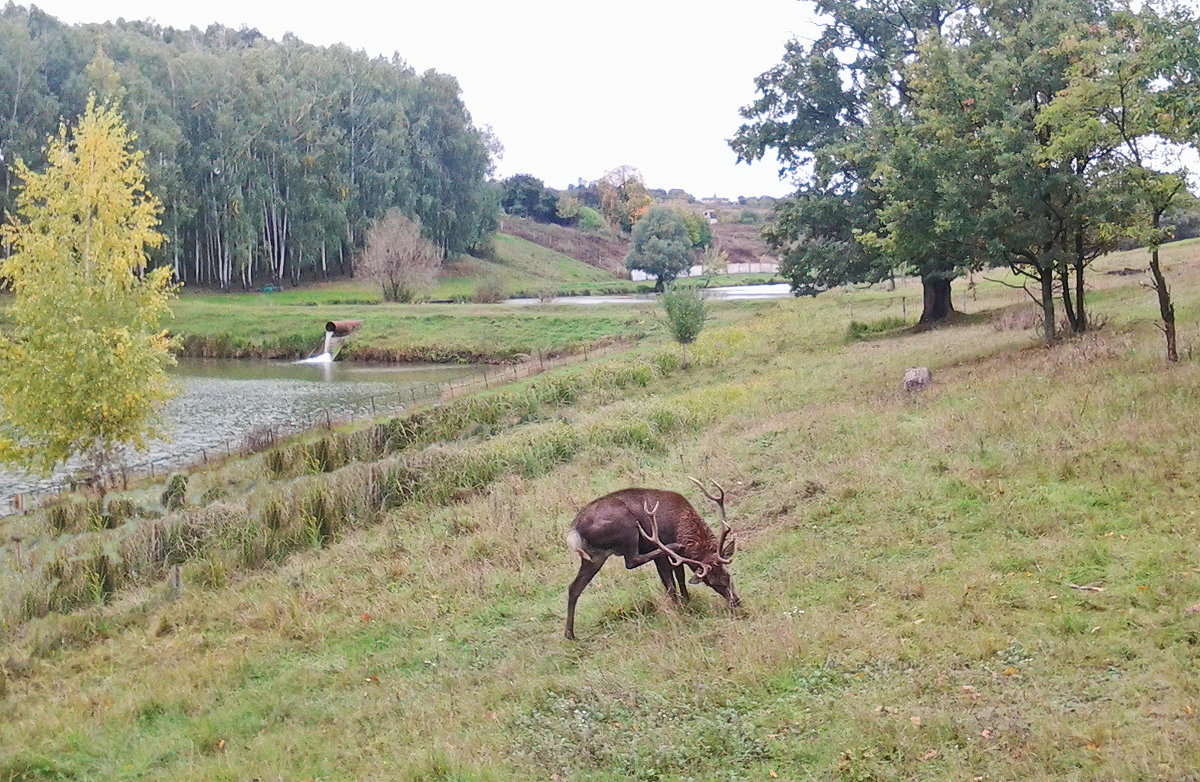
[660,285,707,366]
[577,206,606,232]
[161,474,188,510]
[846,316,908,341]
[472,278,507,304]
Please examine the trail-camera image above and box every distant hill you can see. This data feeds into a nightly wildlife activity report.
[498,212,775,273]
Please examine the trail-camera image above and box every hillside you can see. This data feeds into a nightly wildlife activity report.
[3,243,1200,779]
[499,213,777,273]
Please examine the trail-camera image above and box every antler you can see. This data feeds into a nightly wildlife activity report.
[639,499,711,579]
[688,476,734,564]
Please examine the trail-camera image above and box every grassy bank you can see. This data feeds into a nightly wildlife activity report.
[3,242,1200,779]
[171,299,659,363]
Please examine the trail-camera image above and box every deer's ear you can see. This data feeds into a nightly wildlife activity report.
[688,575,703,584]
[721,538,736,559]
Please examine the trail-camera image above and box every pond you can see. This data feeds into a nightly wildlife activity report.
[504,283,794,306]
[0,359,485,511]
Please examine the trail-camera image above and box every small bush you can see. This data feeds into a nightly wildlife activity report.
[577,206,606,232]
[46,499,103,535]
[660,286,707,366]
[846,316,908,341]
[471,278,507,304]
[991,306,1043,332]
[161,474,189,510]
[241,425,277,454]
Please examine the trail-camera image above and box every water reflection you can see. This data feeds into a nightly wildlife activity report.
[0,359,484,507]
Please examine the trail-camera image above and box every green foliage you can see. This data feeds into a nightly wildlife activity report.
[470,278,507,304]
[846,316,908,341]
[660,285,707,352]
[0,10,498,287]
[576,206,607,232]
[499,174,561,224]
[0,98,177,482]
[678,209,713,248]
[625,207,695,290]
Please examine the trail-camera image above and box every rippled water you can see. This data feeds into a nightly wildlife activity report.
[0,359,484,509]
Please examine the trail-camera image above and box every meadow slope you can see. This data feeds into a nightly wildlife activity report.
[3,242,1200,780]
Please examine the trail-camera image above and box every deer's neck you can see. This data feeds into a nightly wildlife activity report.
[676,510,717,560]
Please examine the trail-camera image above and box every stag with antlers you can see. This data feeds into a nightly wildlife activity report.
[564,477,739,640]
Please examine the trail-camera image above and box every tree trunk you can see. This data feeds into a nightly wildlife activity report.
[1040,267,1056,344]
[1074,260,1087,333]
[1060,263,1079,333]
[1148,245,1178,362]
[654,275,666,293]
[918,276,954,324]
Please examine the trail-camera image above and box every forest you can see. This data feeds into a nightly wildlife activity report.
[0,3,498,289]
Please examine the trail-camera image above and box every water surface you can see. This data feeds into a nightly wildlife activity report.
[0,359,483,510]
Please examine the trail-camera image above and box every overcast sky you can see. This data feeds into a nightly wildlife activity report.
[32,0,820,199]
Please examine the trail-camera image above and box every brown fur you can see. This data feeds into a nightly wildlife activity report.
[675,508,718,560]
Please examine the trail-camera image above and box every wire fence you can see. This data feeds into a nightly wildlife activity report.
[0,340,630,518]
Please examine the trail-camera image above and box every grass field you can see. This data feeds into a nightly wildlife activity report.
[170,297,661,363]
[163,232,778,362]
[3,241,1200,780]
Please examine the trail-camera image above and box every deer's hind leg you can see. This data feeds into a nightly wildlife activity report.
[566,554,608,640]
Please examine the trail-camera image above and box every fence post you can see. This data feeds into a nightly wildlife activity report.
[902,296,907,321]
[370,396,377,417]
[202,449,208,465]
[169,564,183,600]
[325,409,332,430]
[483,370,489,389]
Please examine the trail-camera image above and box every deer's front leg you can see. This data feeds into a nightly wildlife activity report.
[623,542,685,569]
[654,558,682,603]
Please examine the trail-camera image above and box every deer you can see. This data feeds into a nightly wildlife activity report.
[564,477,739,640]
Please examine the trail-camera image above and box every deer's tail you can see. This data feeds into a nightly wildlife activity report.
[565,528,592,562]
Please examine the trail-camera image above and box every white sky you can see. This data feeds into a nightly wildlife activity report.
[32,0,820,199]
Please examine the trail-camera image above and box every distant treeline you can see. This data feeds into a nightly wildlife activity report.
[0,4,498,288]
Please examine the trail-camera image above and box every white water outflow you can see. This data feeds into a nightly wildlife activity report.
[296,329,336,365]
[295,321,362,365]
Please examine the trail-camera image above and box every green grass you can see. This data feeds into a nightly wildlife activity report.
[169,298,661,363]
[430,234,643,300]
[5,242,1200,779]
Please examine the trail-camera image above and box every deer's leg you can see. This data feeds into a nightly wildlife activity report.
[623,542,686,569]
[565,555,607,641]
[654,557,680,603]
[673,565,690,602]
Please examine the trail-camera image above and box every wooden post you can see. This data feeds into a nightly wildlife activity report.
[169,564,183,600]
[202,449,208,465]
[902,296,907,321]
[370,396,377,417]
[14,493,24,514]
[483,370,489,389]
[325,409,332,430]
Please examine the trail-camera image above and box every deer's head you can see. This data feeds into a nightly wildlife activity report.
[641,477,740,608]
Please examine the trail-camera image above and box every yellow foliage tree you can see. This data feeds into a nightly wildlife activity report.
[0,97,177,486]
